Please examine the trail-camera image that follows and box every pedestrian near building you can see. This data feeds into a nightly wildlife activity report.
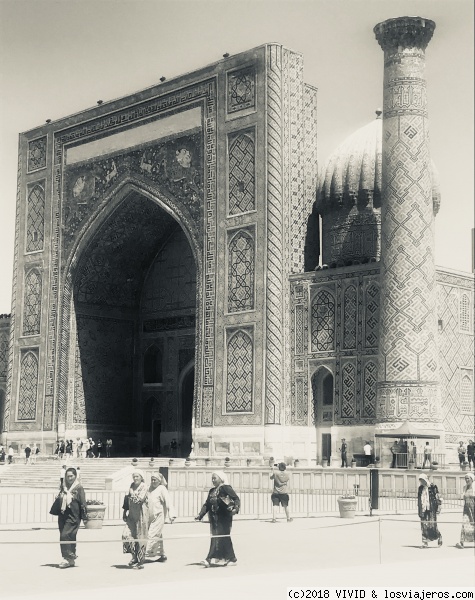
[340,439,348,468]
[467,440,475,470]
[31,443,39,465]
[96,439,103,458]
[56,467,87,568]
[270,462,293,523]
[363,441,373,466]
[457,441,467,468]
[24,443,32,465]
[417,473,443,549]
[7,444,14,464]
[106,438,112,458]
[422,442,432,469]
[195,471,240,567]
[456,472,474,549]
[0,445,5,463]
[146,472,175,562]
[83,438,90,459]
[122,469,149,569]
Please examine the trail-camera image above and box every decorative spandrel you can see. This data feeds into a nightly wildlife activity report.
[18,352,38,420]
[341,363,356,418]
[23,270,42,336]
[365,283,379,348]
[228,230,255,313]
[0,337,8,378]
[26,185,45,252]
[227,67,256,114]
[311,290,335,352]
[226,330,253,413]
[63,133,203,259]
[229,133,255,215]
[343,286,357,349]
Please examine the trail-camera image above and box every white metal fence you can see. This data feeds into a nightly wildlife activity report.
[0,487,464,526]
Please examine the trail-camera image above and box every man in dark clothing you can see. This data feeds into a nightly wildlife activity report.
[466,440,474,469]
[340,439,348,468]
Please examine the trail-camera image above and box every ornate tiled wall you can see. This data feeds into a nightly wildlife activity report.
[290,265,474,441]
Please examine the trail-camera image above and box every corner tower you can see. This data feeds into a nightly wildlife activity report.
[374,17,442,431]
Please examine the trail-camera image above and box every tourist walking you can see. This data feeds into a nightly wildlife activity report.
[56,467,88,568]
[363,441,373,466]
[31,443,39,465]
[24,443,32,465]
[417,473,443,549]
[87,438,95,458]
[456,472,474,549]
[7,444,14,464]
[106,438,112,457]
[83,438,90,459]
[457,441,467,468]
[122,469,149,569]
[467,440,475,470]
[96,439,103,458]
[270,462,293,522]
[146,472,175,562]
[195,471,240,567]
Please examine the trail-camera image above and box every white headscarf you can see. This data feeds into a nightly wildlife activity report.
[212,471,228,486]
[131,469,146,483]
[61,468,80,513]
[418,473,429,485]
[465,472,475,483]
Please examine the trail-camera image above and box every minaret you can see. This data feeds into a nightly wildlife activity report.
[373,17,442,431]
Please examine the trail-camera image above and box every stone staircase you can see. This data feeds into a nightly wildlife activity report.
[0,458,170,490]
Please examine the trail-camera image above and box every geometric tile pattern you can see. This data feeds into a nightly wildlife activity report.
[26,184,45,252]
[343,285,357,349]
[27,137,47,172]
[226,330,253,412]
[228,230,254,313]
[460,293,470,332]
[227,67,256,114]
[228,132,255,215]
[460,371,473,415]
[22,270,42,336]
[18,351,38,420]
[365,283,379,348]
[363,360,377,418]
[376,25,440,422]
[341,362,356,418]
[0,334,8,378]
[311,290,335,351]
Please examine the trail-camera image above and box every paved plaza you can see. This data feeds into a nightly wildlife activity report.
[1,512,474,600]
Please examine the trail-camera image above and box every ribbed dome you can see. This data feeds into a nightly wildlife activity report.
[316,112,441,215]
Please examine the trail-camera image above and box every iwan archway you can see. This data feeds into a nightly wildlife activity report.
[59,183,202,454]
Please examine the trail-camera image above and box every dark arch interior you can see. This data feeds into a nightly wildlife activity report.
[72,191,197,454]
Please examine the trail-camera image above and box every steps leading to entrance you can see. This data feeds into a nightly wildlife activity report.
[0,458,173,490]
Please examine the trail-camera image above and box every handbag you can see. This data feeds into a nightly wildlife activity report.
[49,493,63,516]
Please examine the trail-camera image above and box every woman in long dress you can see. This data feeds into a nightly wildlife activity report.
[195,470,240,567]
[417,473,443,548]
[456,472,474,549]
[146,472,176,562]
[57,467,87,568]
[122,469,149,569]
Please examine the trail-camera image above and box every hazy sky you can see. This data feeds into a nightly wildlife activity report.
[0,0,473,312]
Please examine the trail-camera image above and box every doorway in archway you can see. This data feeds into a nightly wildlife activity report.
[311,367,334,464]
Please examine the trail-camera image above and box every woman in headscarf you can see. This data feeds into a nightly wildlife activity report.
[417,473,443,549]
[122,469,149,569]
[195,470,240,567]
[57,467,87,568]
[456,472,474,549]
[145,472,176,562]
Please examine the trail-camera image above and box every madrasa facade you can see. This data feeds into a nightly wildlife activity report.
[1,17,473,464]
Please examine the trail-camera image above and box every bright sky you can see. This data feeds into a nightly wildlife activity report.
[0,0,473,312]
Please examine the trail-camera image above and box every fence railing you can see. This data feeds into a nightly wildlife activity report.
[0,487,464,526]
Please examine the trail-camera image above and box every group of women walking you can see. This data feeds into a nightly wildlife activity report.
[53,467,472,569]
[54,467,240,569]
[417,472,474,549]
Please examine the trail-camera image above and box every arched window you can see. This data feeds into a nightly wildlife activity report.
[311,290,335,351]
[143,345,163,383]
[311,368,334,424]
[26,184,45,252]
[228,230,255,313]
[226,330,253,412]
[23,270,42,336]
[18,351,38,420]
[461,374,473,415]
[460,293,470,331]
